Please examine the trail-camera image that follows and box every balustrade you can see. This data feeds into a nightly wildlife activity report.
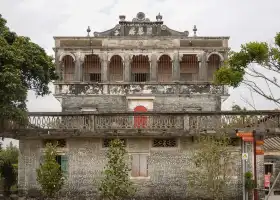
[1,111,280,137]
[55,83,228,96]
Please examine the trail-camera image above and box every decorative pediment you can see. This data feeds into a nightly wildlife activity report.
[93,12,189,37]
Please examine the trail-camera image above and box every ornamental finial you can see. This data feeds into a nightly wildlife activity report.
[193,25,197,36]
[156,13,162,21]
[86,26,91,36]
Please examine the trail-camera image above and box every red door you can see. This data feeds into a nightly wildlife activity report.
[134,106,147,128]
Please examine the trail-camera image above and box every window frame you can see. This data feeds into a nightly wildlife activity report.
[264,162,274,175]
[129,153,150,180]
[101,138,128,149]
[151,138,180,150]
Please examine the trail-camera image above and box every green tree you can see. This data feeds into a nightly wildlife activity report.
[0,14,58,125]
[214,32,280,106]
[187,133,237,200]
[36,143,64,198]
[99,139,135,200]
[0,142,19,197]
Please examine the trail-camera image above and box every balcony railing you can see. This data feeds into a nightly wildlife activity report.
[54,82,228,96]
[1,111,280,138]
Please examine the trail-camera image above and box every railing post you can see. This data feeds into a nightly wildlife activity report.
[91,115,95,131]
[184,114,190,131]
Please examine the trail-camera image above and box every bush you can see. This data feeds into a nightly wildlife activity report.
[99,138,135,200]
[0,142,19,197]
[36,143,65,198]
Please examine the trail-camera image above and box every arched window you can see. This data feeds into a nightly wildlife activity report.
[180,55,199,81]
[157,55,172,82]
[109,55,123,82]
[131,55,150,82]
[207,54,221,81]
[62,55,75,81]
[83,54,101,82]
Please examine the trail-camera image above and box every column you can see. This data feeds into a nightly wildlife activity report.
[124,54,130,82]
[54,51,61,81]
[150,54,157,82]
[199,51,207,81]
[74,53,81,82]
[172,51,180,81]
[79,55,85,82]
[101,53,108,82]
[17,140,25,194]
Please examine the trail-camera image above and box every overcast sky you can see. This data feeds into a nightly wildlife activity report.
[1,0,280,146]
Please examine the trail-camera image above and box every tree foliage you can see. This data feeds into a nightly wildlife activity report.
[36,143,64,198]
[0,142,19,197]
[214,32,280,105]
[0,14,58,124]
[99,139,135,200]
[187,133,237,200]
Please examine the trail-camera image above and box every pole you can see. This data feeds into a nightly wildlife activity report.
[253,130,258,200]
[242,140,246,200]
[265,172,280,200]
[245,142,248,200]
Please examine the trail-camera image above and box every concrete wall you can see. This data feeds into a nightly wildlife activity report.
[19,137,242,199]
[62,95,221,112]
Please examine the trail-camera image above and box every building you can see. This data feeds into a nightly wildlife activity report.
[264,137,280,195]
[2,12,280,199]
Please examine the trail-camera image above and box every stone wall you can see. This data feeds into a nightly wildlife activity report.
[19,137,242,199]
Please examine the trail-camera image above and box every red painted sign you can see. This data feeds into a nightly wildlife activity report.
[264,174,271,188]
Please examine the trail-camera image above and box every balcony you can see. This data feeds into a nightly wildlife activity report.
[54,82,229,96]
[1,111,280,139]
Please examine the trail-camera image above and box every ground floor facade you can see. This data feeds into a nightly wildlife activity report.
[18,137,259,199]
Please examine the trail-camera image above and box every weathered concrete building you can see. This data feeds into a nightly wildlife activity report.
[3,12,279,200]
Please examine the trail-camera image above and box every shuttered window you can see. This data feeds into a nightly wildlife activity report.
[131,154,148,177]
[60,155,68,176]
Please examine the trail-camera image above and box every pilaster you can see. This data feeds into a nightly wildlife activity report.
[101,53,108,82]
[74,52,81,82]
[79,55,85,82]
[124,54,131,82]
[172,51,180,81]
[150,54,157,82]
[199,51,207,81]
[18,140,25,192]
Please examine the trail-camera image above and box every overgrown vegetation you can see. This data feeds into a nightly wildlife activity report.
[187,133,237,200]
[0,14,57,125]
[99,139,135,200]
[245,171,256,191]
[0,142,19,197]
[36,143,65,198]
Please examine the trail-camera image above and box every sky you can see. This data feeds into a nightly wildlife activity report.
[1,0,280,147]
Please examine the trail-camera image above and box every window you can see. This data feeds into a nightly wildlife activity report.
[132,73,149,82]
[40,154,68,175]
[265,163,273,174]
[180,73,193,81]
[103,138,126,148]
[90,73,101,82]
[229,138,239,146]
[180,54,199,81]
[43,139,66,148]
[152,138,177,147]
[131,55,150,82]
[131,154,148,178]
